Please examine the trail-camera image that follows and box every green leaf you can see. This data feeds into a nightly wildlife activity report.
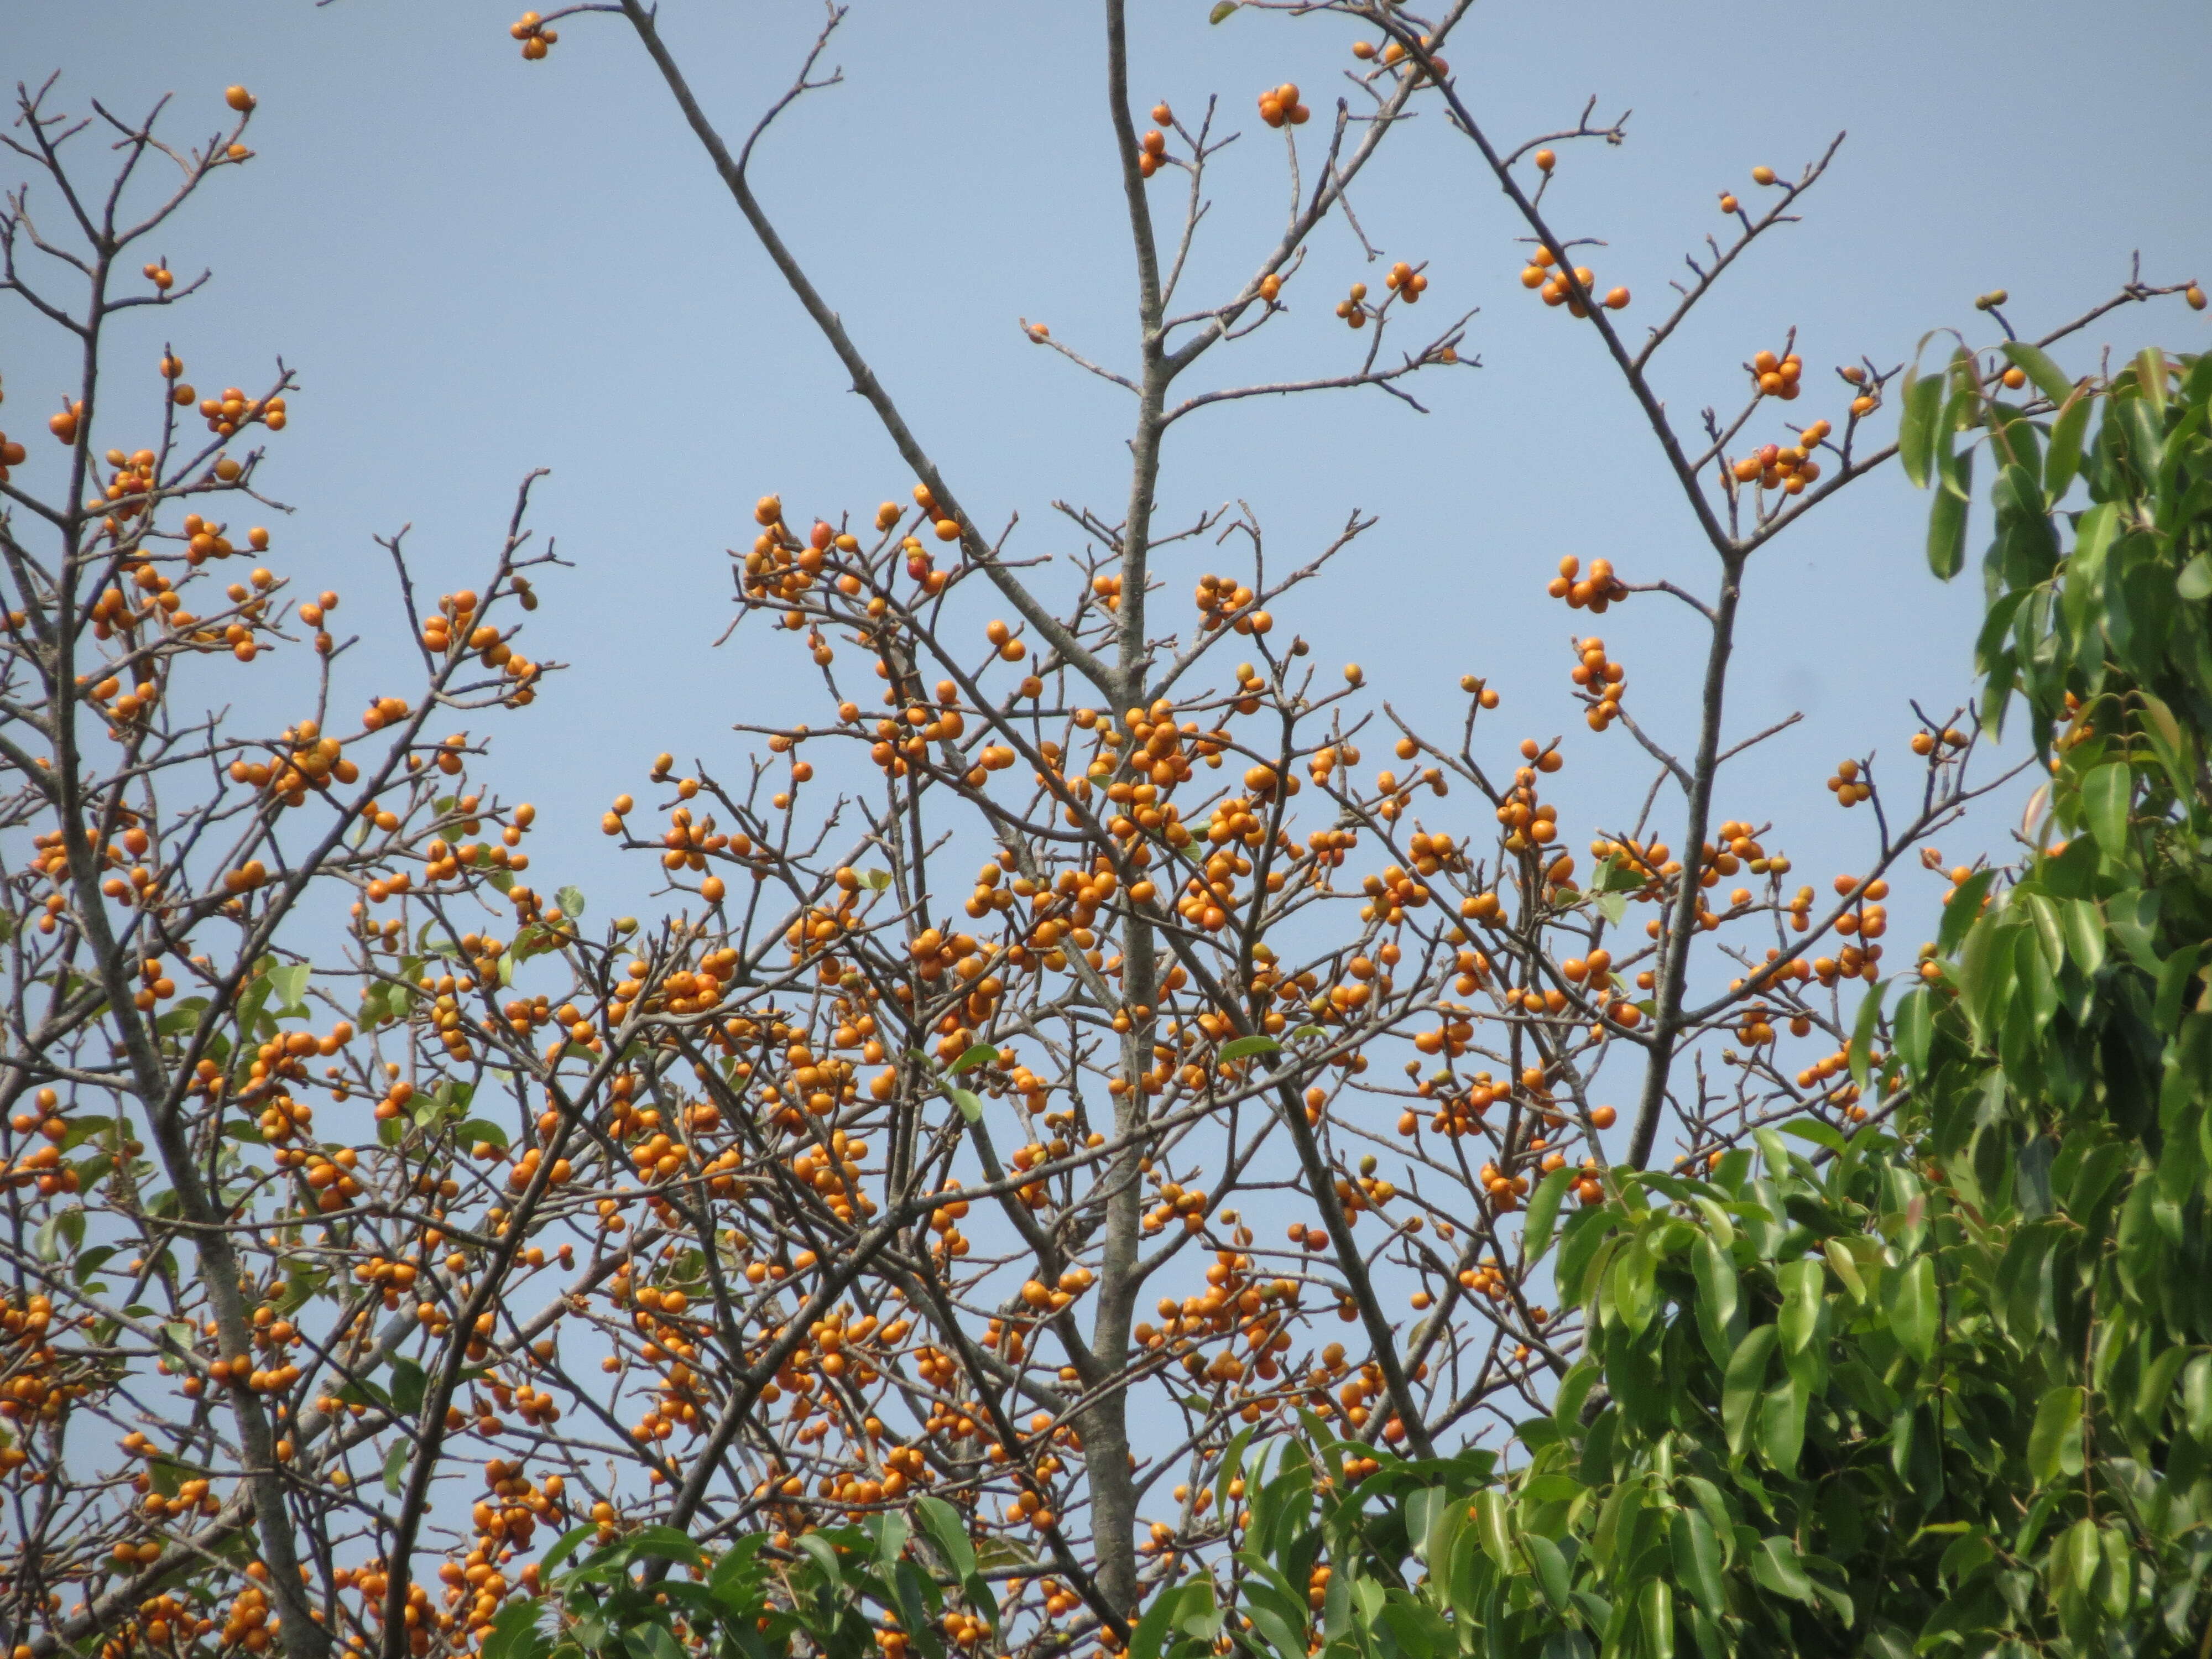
[1520,1167,1572,1264]
[1751,1535,1814,1604]
[1758,1374,1809,1473]
[1288,1024,1325,1041]
[946,1043,1001,1076]
[1938,869,1997,954]
[556,885,586,919]
[456,1118,509,1150]
[1886,1255,1938,1363]
[1847,982,1886,1086]
[383,1439,411,1496]
[1218,1034,1280,1062]
[2028,1385,2084,1486]
[1693,1234,1740,1366]
[1640,1578,1676,1659]
[2080,762,2132,857]
[620,1526,707,1569]
[2178,551,2212,601]
[268,962,311,1020]
[2182,1354,2212,1443]
[1723,1326,1777,1455]
[1899,369,1944,488]
[1670,1509,1726,1613]
[1208,0,1239,19]
[390,1357,428,1416]
[2044,384,2096,502]
[914,1495,976,1580]
[1522,1535,1571,1610]
[1927,462,1971,578]
[1892,986,1934,1074]
[2001,341,2075,405]
[1777,1259,1823,1355]
[481,1597,550,1659]
[947,1087,983,1124]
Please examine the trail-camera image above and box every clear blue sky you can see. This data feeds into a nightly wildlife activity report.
[13,0,2211,940]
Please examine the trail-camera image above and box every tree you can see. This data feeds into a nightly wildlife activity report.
[0,9,2199,1659]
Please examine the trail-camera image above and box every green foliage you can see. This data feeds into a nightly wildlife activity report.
[1206,347,2212,1656]
[502,1507,990,1659]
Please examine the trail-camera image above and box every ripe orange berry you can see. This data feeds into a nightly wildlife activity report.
[2188,285,2207,311]
[1589,1105,1616,1129]
[1151,103,1172,124]
[1533,149,1556,173]
[2001,366,2027,390]
[1750,164,1776,186]
[225,86,255,113]
[1719,192,1739,214]
[1603,287,1630,310]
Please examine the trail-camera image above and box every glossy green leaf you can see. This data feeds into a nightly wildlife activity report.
[1886,1255,1938,1363]
[2179,551,2212,601]
[2043,384,2096,502]
[1848,981,1886,1086]
[1692,1234,1739,1366]
[1777,1259,1823,1355]
[1757,1375,1809,1473]
[2080,762,2132,857]
[2027,1385,2083,1486]
[1751,1534,1814,1604]
[1938,869,1997,953]
[1521,1166,1572,1264]
[1722,1326,1777,1455]
[1670,1507,1726,1614]
[1640,1578,1676,1659]
[1927,461,1971,578]
[2001,341,2076,405]
[390,1356,427,1416]
[1899,369,1943,488]
[1217,1034,1280,1062]
[2182,1354,2212,1444]
[1522,1534,1571,1609]
[946,1043,1000,1075]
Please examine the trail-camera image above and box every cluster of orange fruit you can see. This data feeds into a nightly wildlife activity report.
[1729,421,1828,494]
[1749,347,1804,400]
[1256,82,1311,127]
[511,12,558,58]
[1349,36,1449,77]
[196,384,286,439]
[1827,758,1871,807]
[1568,635,1626,731]
[1384,260,1428,304]
[1138,103,1173,178]
[1517,246,1629,314]
[1546,554,1627,612]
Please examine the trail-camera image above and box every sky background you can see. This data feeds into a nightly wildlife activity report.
[11,0,2212,963]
